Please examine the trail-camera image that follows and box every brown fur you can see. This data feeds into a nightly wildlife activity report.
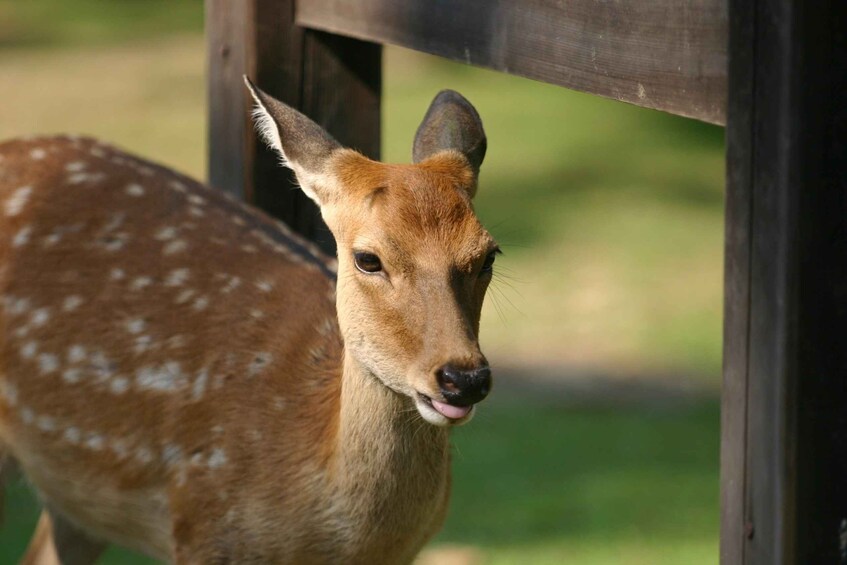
[0,133,495,563]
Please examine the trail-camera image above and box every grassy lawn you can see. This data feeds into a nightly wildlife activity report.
[0,2,723,563]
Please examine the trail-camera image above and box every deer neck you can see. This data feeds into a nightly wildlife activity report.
[326,352,451,546]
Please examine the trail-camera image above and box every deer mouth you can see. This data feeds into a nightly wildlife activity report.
[415,393,474,426]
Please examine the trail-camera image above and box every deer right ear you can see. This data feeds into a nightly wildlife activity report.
[244,76,341,206]
[413,90,487,195]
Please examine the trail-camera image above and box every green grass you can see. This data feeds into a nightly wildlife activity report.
[442,397,719,564]
[0,0,203,49]
[0,2,723,563]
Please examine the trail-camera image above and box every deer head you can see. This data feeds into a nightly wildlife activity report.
[245,78,497,426]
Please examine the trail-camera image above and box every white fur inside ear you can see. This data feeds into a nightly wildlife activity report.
[250,101,289,169]
[243,78,325,206]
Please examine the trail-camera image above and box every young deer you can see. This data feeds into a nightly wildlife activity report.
[0,79,497,564]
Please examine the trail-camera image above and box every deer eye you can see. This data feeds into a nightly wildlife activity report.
[480,251,497,274]
[354,252,382,274]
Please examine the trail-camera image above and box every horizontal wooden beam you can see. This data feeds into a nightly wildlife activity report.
[297,0,727,124]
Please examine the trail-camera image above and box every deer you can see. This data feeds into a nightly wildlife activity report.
[0,78,498,564]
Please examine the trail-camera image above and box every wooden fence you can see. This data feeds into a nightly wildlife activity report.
[205,1,847,563]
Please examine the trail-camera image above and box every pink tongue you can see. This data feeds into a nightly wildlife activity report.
[431,399,472,419]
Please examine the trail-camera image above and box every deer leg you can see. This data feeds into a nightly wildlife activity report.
[20,509,107,565]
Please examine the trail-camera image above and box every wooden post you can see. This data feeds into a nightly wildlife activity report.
[206,0,381,253]
[721,0,847,562]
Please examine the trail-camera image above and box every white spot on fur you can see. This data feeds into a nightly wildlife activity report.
[192,369,208,401]
[67,172,105,185]
[37,415,56,432]
[31,308,50,327]
[7,296,30,315]
[110,438,128,458]
[319,318,336,337]
[38,353,58,374]
[20,407,34,424]
[126,183,145,197]
[62,368,81,384]
[241,244,257,254]
[208,448,227,469]
[30,148,47,160]
[168,180,187,193]
[255,280,273,293]
[220,276,241,294]
[308,345,325,363]
[131,276,153,291]
[21,341,38,359]
[90,147,107,158]
[136,362,186,392]
[110,376,129,394]
[167,335,186,349]
[43,233,61,246]
[162,444,183,467]
[165,268,189,286]
[192,296,209,311]
[0,381,18,406]
[13,226,32,247]
[63,295,83,312]
[250,309,263,319]
[6,186,32,216]
[89,351,115,382]
[232,215,246,227]
[137,165,155,177]
[187,194,206,206]
[85,434,105,451]
[67,345,86,363]
[110,268,125,281]
[163,239,188,255]
[188,206,205,218]
[248,352,272,377]
[126,318,146,334]
[100,232,128,252]
[155,226,177,241]
[65,161,86,172]
[134,335,153,354]
[64,427,81,444]
[175,289,195,304]
[135,447,154,464]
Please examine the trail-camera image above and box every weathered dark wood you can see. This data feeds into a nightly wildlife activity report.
[206,0,381,252]
[719,0,753,559]
[722,0,847,562]
[297,0,727,124]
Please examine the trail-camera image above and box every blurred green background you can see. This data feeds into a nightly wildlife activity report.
[0,1,724,563]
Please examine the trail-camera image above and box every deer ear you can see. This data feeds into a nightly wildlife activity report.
[244,76,341,206]
[412,90,487,182]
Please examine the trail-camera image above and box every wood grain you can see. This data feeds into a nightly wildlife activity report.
[297,0,727,124]
[723,0,847,562]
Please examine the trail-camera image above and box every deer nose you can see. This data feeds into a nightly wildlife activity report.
[435,365,492,407]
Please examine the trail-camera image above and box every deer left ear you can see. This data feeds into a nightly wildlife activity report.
[412,90,487,195]
[244,76,341,206]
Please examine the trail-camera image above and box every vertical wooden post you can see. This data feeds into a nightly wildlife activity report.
[721,0,847,562]
[206,0,381,253]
